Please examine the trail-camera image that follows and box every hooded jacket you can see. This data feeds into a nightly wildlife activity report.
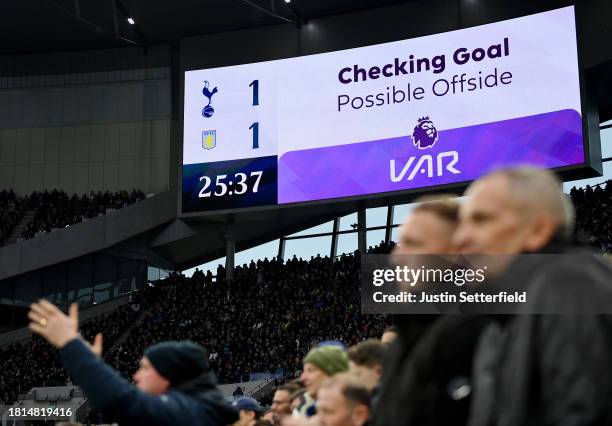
[59,338,238,425]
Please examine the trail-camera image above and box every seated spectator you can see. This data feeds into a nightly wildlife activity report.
[570,180,612,251]
[0,189,26,245]
[21,188,145,239]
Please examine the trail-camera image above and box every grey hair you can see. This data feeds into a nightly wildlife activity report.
[481,166,575,240]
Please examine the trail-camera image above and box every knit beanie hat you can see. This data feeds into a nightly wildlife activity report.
[144,341,209,385]
[303,346,349,376]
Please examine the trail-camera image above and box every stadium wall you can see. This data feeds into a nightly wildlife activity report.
[0,45,171,195]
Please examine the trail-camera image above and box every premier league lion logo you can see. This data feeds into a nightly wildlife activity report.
[411,116,438,149]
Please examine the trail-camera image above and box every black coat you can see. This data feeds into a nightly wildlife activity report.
[374,315,491,426]
[469,246,612,426]
[60,339,238,425]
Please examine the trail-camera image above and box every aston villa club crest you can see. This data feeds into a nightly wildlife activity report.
[202,130,216,150]
[411,116,438,149]
[201,80,218,118]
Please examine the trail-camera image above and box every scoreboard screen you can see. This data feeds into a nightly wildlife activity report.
[182,6,583,213]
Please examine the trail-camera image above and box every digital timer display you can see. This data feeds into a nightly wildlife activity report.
[182,6,584,213]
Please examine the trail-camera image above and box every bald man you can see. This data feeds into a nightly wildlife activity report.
[457,167,612,426]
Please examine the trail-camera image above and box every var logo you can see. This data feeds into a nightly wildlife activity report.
[390,117,460,182]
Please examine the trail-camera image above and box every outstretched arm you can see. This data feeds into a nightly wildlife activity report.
[28,300,182,425]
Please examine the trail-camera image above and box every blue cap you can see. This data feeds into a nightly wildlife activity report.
[232,397,262,413]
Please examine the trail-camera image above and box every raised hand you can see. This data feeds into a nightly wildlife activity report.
[28,300,79,348]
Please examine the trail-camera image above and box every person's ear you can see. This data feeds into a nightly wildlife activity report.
[352,404,370,426]
[523,213,558,252]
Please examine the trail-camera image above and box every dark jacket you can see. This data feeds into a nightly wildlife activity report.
[374,315,491,426]
[60,339,238,426]
[469,245,612,426]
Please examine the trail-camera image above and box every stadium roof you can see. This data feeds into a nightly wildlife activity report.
[0,0,417,54]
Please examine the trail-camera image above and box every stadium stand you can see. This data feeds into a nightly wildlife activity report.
[108,253,390,385]
[0,190,26,246]
[3,182,611,250]
[570,180,612,252]
[1,181,611,407]
[0,300,143,405]
[0,246,391,407]
[21,189,146,239]
[218,379,271,399]
[0,3,610,424]
[0,189,146,245]
[3,386,87,423]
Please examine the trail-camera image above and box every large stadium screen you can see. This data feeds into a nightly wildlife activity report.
[182,6,583,213]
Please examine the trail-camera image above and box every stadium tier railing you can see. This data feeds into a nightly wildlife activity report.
[218,379,270,399]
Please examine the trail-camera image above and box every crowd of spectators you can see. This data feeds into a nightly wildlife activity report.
[0,180,611,412]
[0,247,390,406]
[110,252,390,384]
[21,189,145,239]
[0,303,143,404]
[570,180,612,252]
[2,168,611,426]
[2,182,612,249]
[0,189,146,243]
[0,189,27,245]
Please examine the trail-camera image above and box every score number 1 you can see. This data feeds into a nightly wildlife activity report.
[249,80,259,149]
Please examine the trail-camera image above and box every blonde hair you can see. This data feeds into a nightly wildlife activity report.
[412,194,460,224]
